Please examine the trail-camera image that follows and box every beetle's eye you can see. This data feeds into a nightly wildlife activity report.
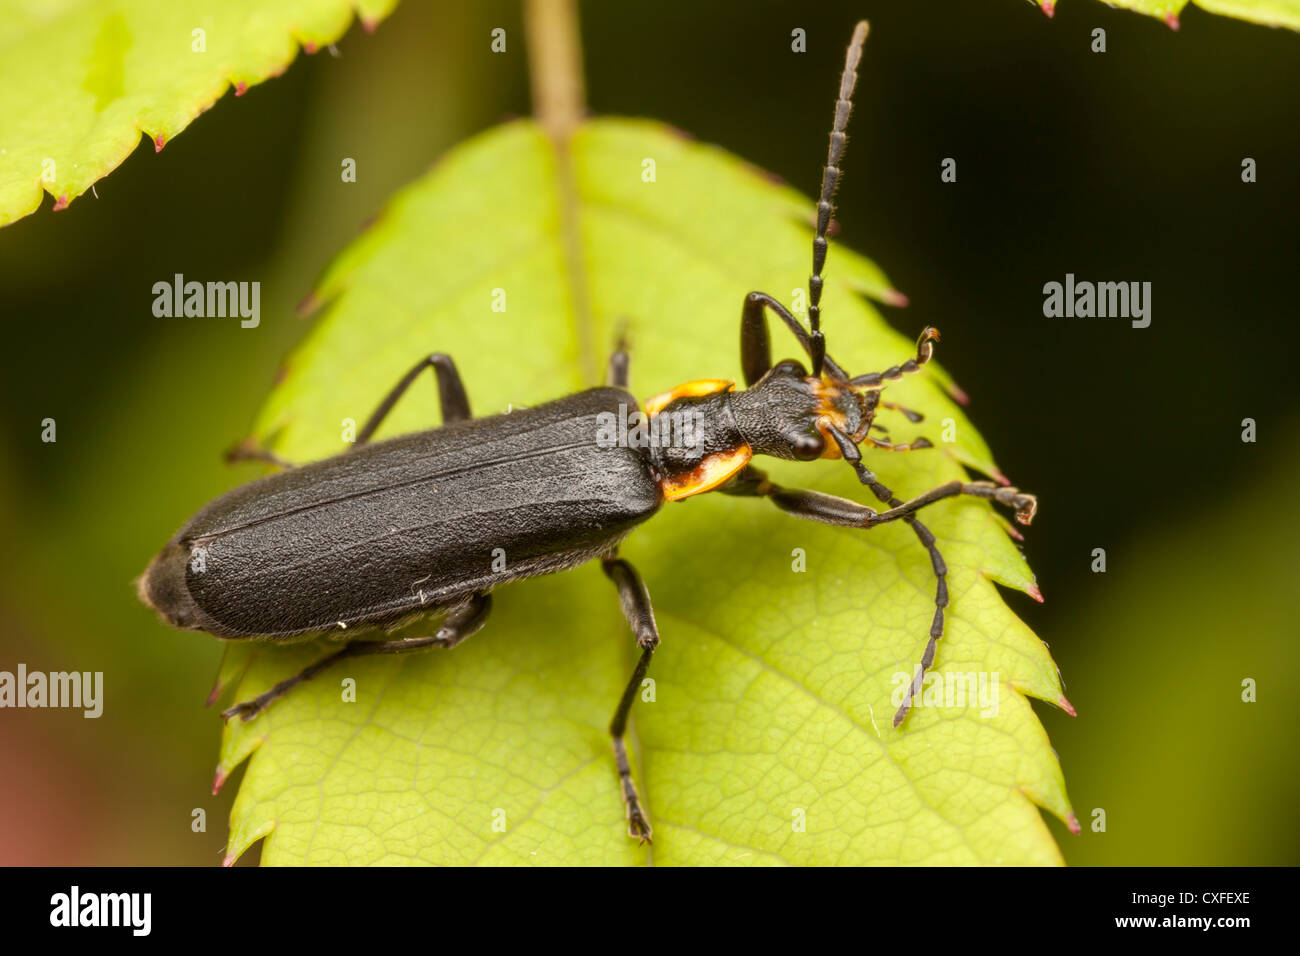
[773,359,807,377]
[792,431,824,461]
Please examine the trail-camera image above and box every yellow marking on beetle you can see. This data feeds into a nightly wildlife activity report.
[644,379,734,416]
[815,416,844,459]
[811,379,856,458]
[660,445,753,502]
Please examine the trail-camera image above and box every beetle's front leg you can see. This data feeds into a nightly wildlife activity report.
[601,555,659,844]
[739,292,850,386]
[721,465,948,728]
[824,423,1037,527]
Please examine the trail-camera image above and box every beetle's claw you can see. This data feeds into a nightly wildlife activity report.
[220,700,259,722]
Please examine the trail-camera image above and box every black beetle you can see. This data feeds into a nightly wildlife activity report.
[139,21,1037,843]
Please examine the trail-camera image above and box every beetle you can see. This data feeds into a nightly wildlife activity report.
[138,21,1037,844]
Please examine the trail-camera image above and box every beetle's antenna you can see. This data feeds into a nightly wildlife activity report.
[808,20,869,379]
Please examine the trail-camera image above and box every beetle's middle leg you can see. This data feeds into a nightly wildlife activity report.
[601,555,659,844]
[606,342,630,389]
[221,593,492,722]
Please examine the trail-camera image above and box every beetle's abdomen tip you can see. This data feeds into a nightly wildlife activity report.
[137,542,203,631]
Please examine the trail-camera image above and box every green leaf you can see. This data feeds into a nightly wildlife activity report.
[1033,0,1300,30]
[0,0,397,226]
[216,119,1075,865]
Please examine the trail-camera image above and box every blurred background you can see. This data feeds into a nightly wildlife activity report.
[0,0,1296,865]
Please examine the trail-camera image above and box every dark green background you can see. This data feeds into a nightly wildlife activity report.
[1,0,1296,865]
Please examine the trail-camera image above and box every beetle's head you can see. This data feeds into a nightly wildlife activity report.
[733,358,873,462]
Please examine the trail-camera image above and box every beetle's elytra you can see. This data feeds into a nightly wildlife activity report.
[139,21,1038,844]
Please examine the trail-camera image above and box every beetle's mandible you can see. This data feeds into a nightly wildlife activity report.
[138,21,1038,845]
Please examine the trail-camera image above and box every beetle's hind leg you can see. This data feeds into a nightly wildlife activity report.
[355,352,473,445]
[221,593,492,722]
[222,351,474,468]
[601,555,659,844]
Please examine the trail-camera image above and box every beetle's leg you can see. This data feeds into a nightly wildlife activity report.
[221,594,491,722]
[829,422,1037,526]
[223,438,298,469]
[740,292,849,387]
[723,445,1035,728]
[865,435,933,453]
[347,592,493,655]
[356,353,472,445]
[606,334,631,389]
[720,464,946,729]
[848,327,939,390]
[601,555,659,844]
[857,479,1037,525]
[880,400,923,423]
[824,425,1033,723]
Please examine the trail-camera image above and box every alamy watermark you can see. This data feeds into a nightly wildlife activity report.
[152,273,260,328]
[596,404,705,450]
[50,886,150,935]
[1042,273,1150,328]
[0,664,102,717]
[891,670,1000,718]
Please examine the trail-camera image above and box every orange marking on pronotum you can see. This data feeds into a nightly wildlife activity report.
[212,767,228,796]
[234,81,247,97]
[815,416,845,460]
[1066,812,1082,835]
[660,446,753,502]
[643,379,733,416]
[1058,696,1077,717]
[1027,582,1045,603]
[52,195,69,212]
[154,134,166,152]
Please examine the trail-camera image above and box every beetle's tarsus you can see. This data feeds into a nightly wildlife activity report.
[224,439,296,470]
[221,698,266,723]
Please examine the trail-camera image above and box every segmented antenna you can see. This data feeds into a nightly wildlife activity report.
[808,20,869,378]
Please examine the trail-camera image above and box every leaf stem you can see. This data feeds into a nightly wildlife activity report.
[524,0,597,384]
[525,0,586,141]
